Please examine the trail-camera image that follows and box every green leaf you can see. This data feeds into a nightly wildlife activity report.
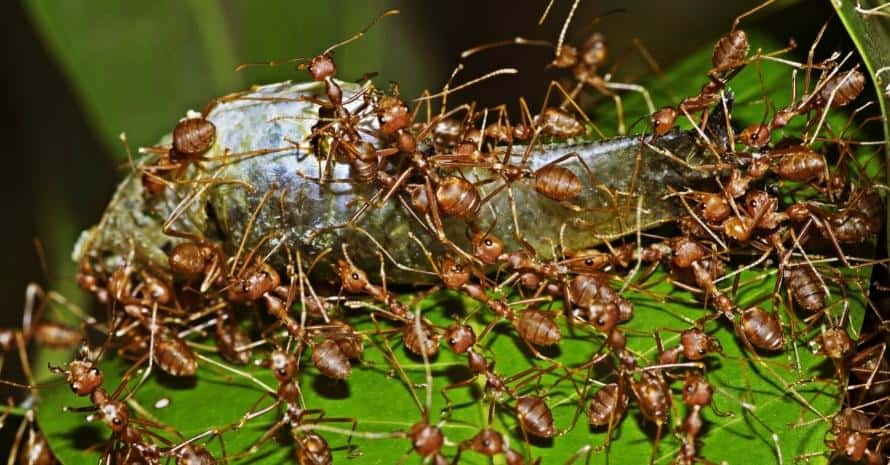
[832,0,890,262]
[37,264,863,465]
[28,5,875,465]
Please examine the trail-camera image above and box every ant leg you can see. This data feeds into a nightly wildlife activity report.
[310,416,361,457]
[234,416,289,459]
[7,408,31,464]
[440,376,479,418]
[537,80,605,142]
[563,444,593,465]
[648,422,663,465]
[13,332,35,398]
[506,186,538,254]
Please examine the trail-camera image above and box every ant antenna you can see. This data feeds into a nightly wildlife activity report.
[236,9,399,71]
[322,9,400,56]
[555,0,582,58]
[119,132,137,175]
[461,37,553,59]
[235,56,309,72]
[539,0,557,25]
[32,238,50,284]
[731,0,776,32]
[414,68,519,101]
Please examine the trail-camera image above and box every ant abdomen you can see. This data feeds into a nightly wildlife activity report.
[534,164,583,201]
[712,29,749,72]
[739,307,785,351]
[588,382,629,426]
[172,117,216,158]
[784,265,826,313]
[155,336,198,377]
[436,176,481,218]
[516,395,556,438]
[517,309,561,346]
[312,339,351,380]
[296,432,332,465]
[402,321,441,357]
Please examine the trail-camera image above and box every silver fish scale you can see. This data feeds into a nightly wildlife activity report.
[76,79,719,284]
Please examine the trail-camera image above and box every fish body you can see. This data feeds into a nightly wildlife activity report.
[75,80,720,284]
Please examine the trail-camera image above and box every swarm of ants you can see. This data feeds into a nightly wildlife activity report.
[3,1,890,464]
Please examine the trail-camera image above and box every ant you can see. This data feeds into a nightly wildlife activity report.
[227,348,359,461]
[439,320,559,442]
[0,284,85,394]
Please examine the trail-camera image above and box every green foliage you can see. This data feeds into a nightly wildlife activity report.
[37,266,865,464]
[23,3,881,465]
[833,0,890,257]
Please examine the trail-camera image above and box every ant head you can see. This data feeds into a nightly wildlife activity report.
[469,428,504,456]
[550,44,578,69]
[471,231,504,265]
[651,106,678,137]
[588,303,620,334]
[336,260,369,294]
[681,328,722,360]
[305,53,337,82]
[377,95,412,135]
[67,360,103,397]
[579,33,607,68]
[744,189,775,216]
[227,262,280,302]
[564,250,609,274]
[270,350,298,382]
[439,256,471,289]
[409,422,444,457]
[444,324,476,354]
[681,371,713,407]
[671,237,706,269]
[812,327,852,360]
[99,399,130,434]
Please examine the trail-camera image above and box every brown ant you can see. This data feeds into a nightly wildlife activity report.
[0,284,84,394]
[228,348,359,461]
[674,370,722,465]
[655,326,723,365]
[6,407,57,465]
[439,338,558,441]
[140,115,218,195]
[451,426,528,465]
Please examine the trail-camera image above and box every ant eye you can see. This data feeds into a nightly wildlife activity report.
[596,318,605,326]
[113,418,121,425]
[699,348,706,354]
[70,383,79,393]
[585,258,594,266]
[351,273,359,281]
[482,440,491,447]
[484,239,492,246]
